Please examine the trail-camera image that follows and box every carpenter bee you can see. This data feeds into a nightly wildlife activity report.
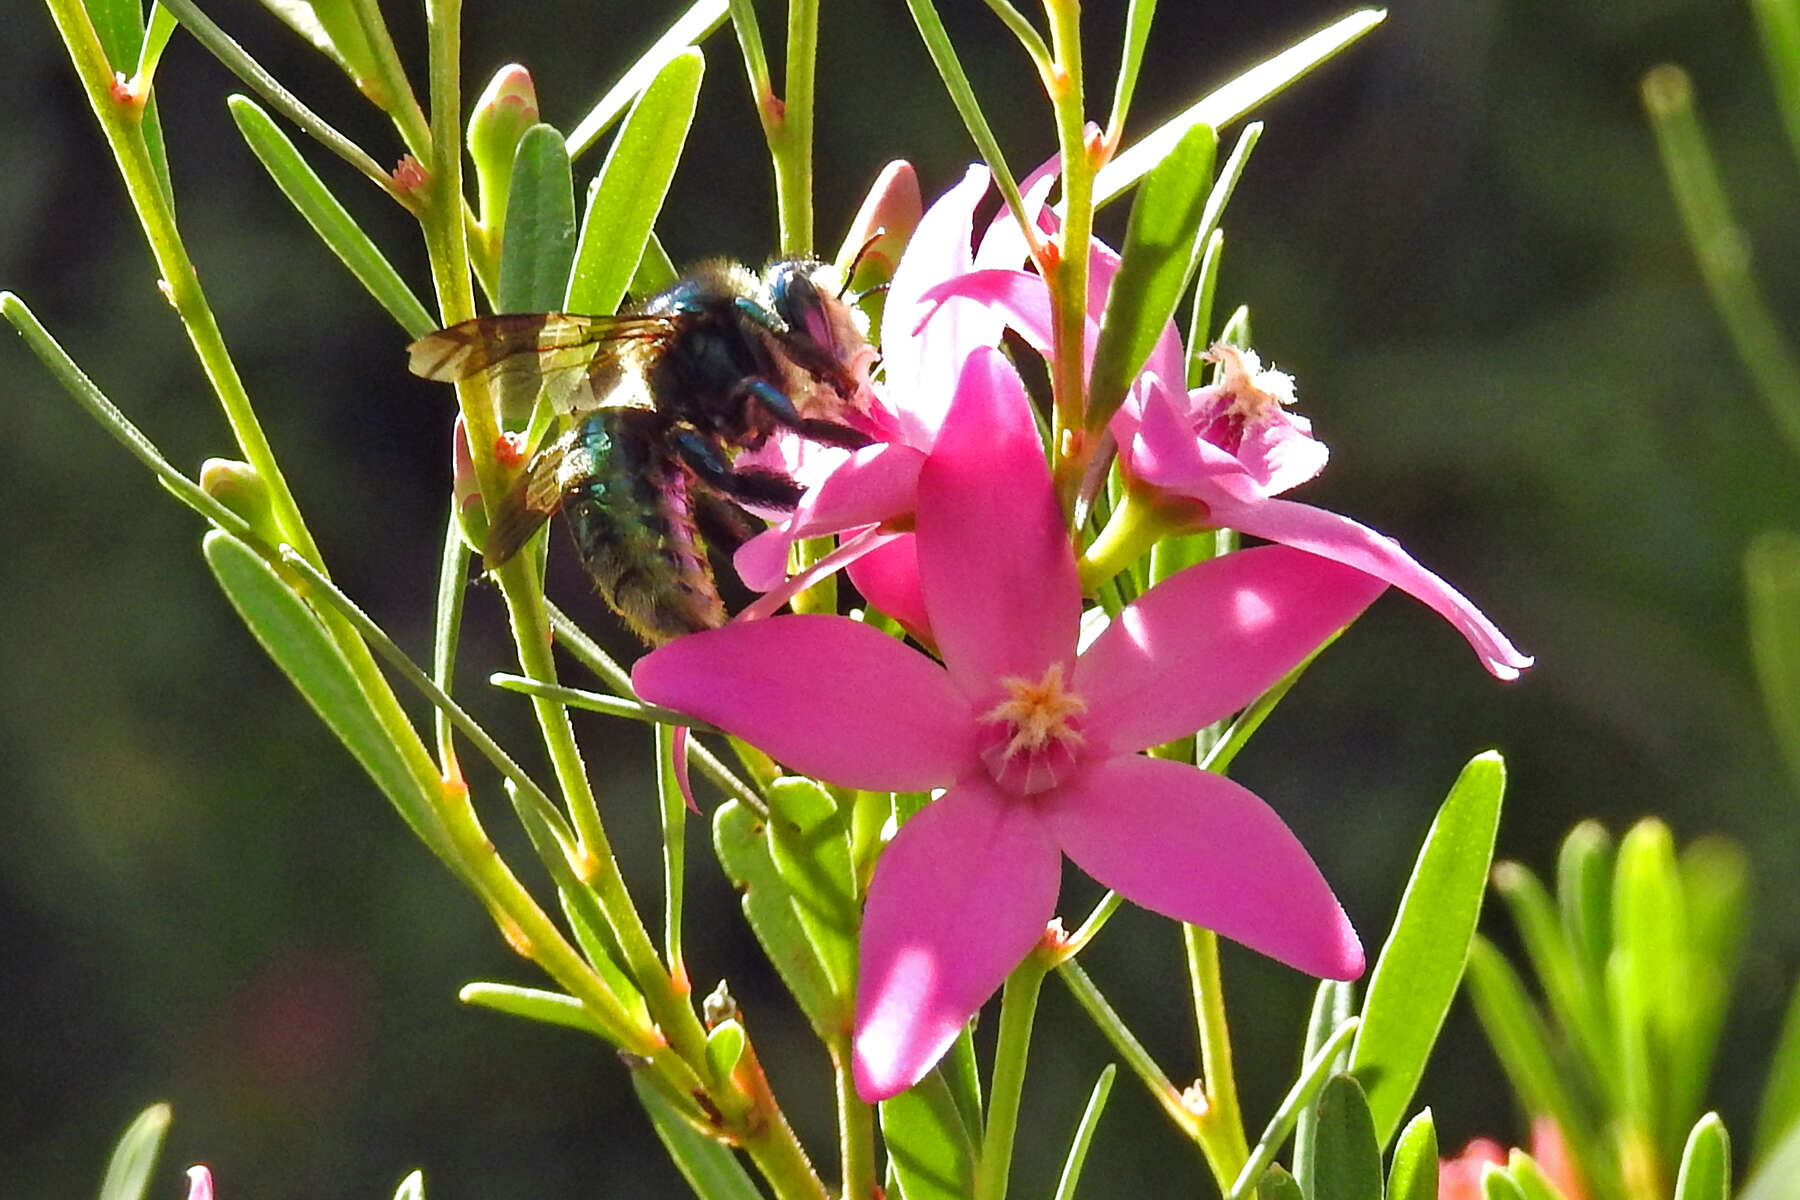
[407,258,880,644]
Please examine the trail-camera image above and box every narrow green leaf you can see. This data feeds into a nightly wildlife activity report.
[567,50,703,315]
[1228,1018,1361,1200]
[713,799,842,1036]
[1106,0,1159,143]
[391,1169,424,1200]
[1387,1109,1440,1200]
[1506,1152,1572,1200]
[227,95,436,337]
[1256,1165,1305,1200]
[89,0,146,72]
[1465,937,1614,1198]
[1095,9,1385,205]
[1742,1106,1800,1200]
[1483,1169,1530,1200]
[202,532,442,849]
[704,1019,746,1079]
[1555,821,1614,994]
[632,232,682,297]
[1665,838,1748,1153]
[944,1026,984,1142]
[763,777,858,1002]
[1491,861,1613,1095]
[1052,1065,1117,1200]
[656,724,688,983]
[1610,818,1683,1146]
[497,124,578,315]
[1673,1115,1730,1200]
[1086,122,1218,431]
[1291,978,1355,1195]
[629,1074,763,1200]
[1304,1074,1382,1200]
[457,982,608,1035]
[1754,977,1800,1161]
[97,1103,172,1200]
[567,0,728,159]
[880,1067,979,1200]
[1748,532,1800,791]
[1352,751,1504,1147]
[1752,0,1800,171]
[1185,228,1225,387]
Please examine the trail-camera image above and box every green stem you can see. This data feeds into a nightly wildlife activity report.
[834,1040,877,1200]
[774,0,818,253]
[1077,487,1188,594]
[1044,0,1094,514]
[975,957,1049,1200]
[1056,959,1196,1135]
[1184,925,1250,1190]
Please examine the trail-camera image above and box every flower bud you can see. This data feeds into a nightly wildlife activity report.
[199,457,281,546]
[703,1018,746,1079]
[468,64,540,236]
[834,161,921,324]
[450,416,489,552]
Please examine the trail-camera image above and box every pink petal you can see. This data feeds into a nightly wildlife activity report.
[882,167,1001,443]
[846,533,932,642]
[1215,497,1534,680]
[1047,755,1363,979]
[737,527,900,624]
[733,445,927,592]
[734,526,798,592]
[854,779,1062,1099]
[632,616,976,790]
[916,348,1082,701]
[186,1167,216,1200]
[1121,383,1269,508]
[921,268,1053,357]
[1076,545,1387,755]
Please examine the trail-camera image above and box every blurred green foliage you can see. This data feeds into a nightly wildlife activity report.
[6,1,1800,1196]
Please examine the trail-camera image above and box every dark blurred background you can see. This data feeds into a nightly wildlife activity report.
[5,0,1800,1195]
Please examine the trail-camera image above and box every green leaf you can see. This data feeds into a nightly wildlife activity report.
[1185,228,1225,387]
[704,1019,746,1079]
[629,1073,762,1200]
[89,0,146,72]
[1742,1106,1800,1200]
[1304,1074,1382,1200]
[1352,750,1505,1147]
[1506,1152,1573,1200]
[391,1169,424,1200]
[202,532,442,849]
[1085,122,1218,431]
[1483,1169,1530,1200]
[1465,937,1614,1198]
[880,1067,979,1200]
[228,95,436,337]
[1555,821,1614,997]
[712,799,842,1036]
[567,50,703,315]
[763,777,858,1003]
[656,724,688,983]
[1673,1115,1730,1200]
[457,982,608,1035]
[632,232,682,296]
[1665,838,1748,1152]
[1491,861,1614,1098]
[1229,1018,1361,1200]
[1256,1165,1305,1200]
[1291,978,1355,1195]
[497,124,578,315]
[1748,531,1800,791]
[566,0,728,159]
[1609,819,1683,1146]
[1755,977,1800,1162]
[97,1103,172,1200]
[1387,1109,1439,1200]
[1051,1065,1116,1200]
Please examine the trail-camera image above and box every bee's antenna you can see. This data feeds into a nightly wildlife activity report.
[839,231,887,299]
[849,282,891,306]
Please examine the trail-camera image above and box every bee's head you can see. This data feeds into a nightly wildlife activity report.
[764,259,878,397]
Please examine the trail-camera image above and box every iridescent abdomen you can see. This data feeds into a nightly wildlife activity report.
[562,409,725,644]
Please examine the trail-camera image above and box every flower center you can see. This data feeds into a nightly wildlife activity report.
[1204,343,1298,425]
[977,663,1087,795]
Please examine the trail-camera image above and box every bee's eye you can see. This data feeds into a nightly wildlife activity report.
[769,264,834,352]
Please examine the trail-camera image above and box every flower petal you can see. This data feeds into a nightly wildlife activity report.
[1216,497,1534,680]
[1047,755,1363,979]
[732,444,927,591]
[846,533,933,642]
[917,348,1082,701]
[882,166,1001,443]
[1076,545,1387,755]
[1120,382,1268,508]
[854,779,1061,1100]
[632,615,975,790]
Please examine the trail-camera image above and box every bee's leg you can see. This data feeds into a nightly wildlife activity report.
[741,378,874,450]
[668,428,806,510]
[693,494,761,553]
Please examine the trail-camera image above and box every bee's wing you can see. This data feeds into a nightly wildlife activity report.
[408,313,675,417]
[482,433,578,568]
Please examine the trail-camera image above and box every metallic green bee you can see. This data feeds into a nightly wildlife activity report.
[407,259,878,644]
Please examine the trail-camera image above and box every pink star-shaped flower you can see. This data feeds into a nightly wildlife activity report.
[635,345,1386,1099]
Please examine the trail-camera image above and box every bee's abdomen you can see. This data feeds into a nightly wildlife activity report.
[564,411,726,645]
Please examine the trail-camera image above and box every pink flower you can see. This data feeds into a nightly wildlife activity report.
[635,345,1386,1100]
[186,1166,215,1200]
[1439,1118,1584,1200]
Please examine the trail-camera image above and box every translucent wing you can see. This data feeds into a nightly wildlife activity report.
[407,312,676,417]
[482,428,580,567]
